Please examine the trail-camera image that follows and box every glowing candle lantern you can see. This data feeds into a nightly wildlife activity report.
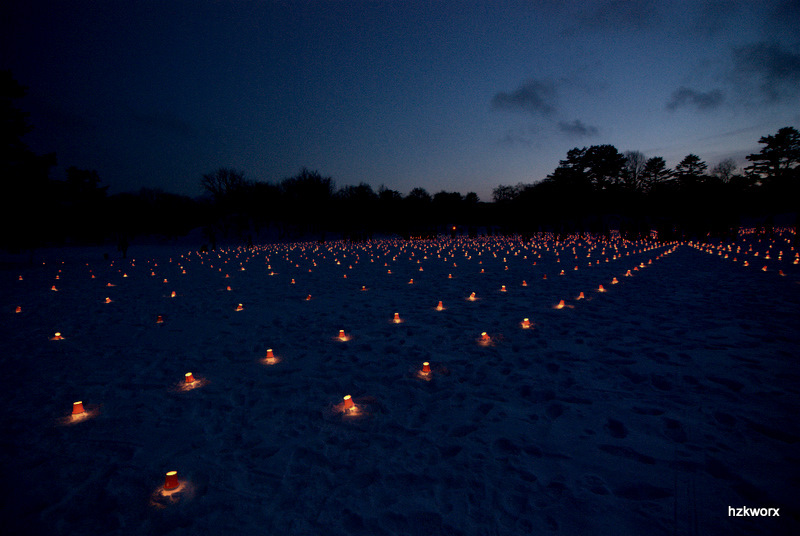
[393,312,401,323]
[164,471,179,491]
[226,286,232,291]
[105,297,112,303]
[52,332,64,340]
[522,280,527,287]
[468,292,476,301]
[291,279,295,284]
[236,303,244,311]
[743,261,749,267]
[264,349,277,365]
[15,306,21,313]
[72,401,85,415]
[481,332,490,342]
[343,395,355,411]
[555,300,565,309]
[577,292,585,300]
[448,273,452,279]
[761,265,767,272]
[51,285,58,291]
[156,315,164,324]
[500,285,507,292]
[306,294,312,301]
[543,274,547,280]
[421,362,431,374]
[436,301,444,311]
[408,279,414,284]
[361,285,367,291]
[611,277,619,284]
[521,318,531,329]
[598,285,606,292]
[338,329,347,341]
[18,275,22,281]
[625,270,632,277]
[779,270,786,276]
[185,372,195,384]
[170,291,176,298]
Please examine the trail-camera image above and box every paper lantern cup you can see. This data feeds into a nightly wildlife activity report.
[164,471,179,490]
[185,372,195,384]
[343,395,354,411]
[422,362,431,374]
[72,401,85,415]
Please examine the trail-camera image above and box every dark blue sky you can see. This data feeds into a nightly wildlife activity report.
[4,0,799,200]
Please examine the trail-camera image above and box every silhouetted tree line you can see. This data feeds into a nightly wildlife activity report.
[2,70,798,253]
[490,131,799,241]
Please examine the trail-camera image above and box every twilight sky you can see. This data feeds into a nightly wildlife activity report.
[3,0,799,201]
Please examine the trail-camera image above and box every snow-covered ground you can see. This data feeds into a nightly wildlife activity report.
[1,232,798,535]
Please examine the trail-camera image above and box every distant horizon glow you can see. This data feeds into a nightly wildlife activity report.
[3,0,799,201]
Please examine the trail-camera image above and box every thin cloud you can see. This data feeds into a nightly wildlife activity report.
[666,87,724,111]
[558,119,599,137]
[491,80,557,117]
[732,41,800,103]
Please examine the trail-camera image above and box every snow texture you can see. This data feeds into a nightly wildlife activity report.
[1,232,798,535]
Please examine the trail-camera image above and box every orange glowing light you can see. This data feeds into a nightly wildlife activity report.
[15,306,21,313]
[51,332,64,340]
[611,277,619,284]
[338,329,347,341]
[185,372,195,384]
[306,294,312,301]
[343,395,354,411]
[72,401,85,415]
[290,279,295,284]
[435,301,444,311]
[236,303,244,311]
[500,285,506,292]
[543,274,547,280]
[263,348,279,365]
[448,273,452,278]
[555,300,565,309]
[761,265,767,272]
[51,285,57,291]
[522,280,527,286]
[170,291,176,298]
[164,471,179,490]
[577,292,585,300]
[422,362,431,374]
[156,315,164,324]
[468,292,476,301]
[361,285,367,291]
[598,285,606,292]
[521,318,531,329]
[408,279,414,284]
[226,285,232,291]
[393,312,401,323]
[481,332,490,342]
